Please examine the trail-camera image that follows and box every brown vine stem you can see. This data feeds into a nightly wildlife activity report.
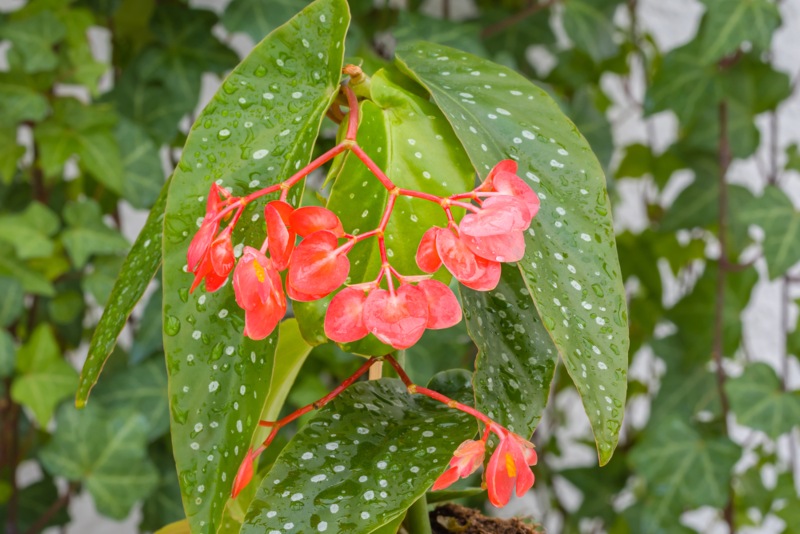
[715,100,736,533]
[480,0,558,38]
[22,482,77,534]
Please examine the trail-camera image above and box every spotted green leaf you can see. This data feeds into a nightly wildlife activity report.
[725,363,800,439]
[259,319,313,423]
[699,0,780,62]
[629,417,741,517]
[76,180,167,407]
[461,264,558,439]
[11,325,78,427]
[39,404,159,520]
[242,371,478,534]
[161,0,349,531]
[397,42,629,465]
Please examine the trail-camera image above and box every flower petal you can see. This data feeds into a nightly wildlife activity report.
[461,230,525,263]
[416,227,443,273]
[363,285,428,349]
[459,196,530,236]
[485,437,515,508]
[286,231,349,301]
[432,466,460,491]
[187,218,217,272]
[494,173,540,221]
[265,202,295,271]
[290,206,345,237]
[325,287,369,343]
[417,279,462,329]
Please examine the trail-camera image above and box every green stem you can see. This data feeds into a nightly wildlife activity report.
[404,493,432,534]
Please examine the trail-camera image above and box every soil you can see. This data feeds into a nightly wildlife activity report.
[429,503,541,534]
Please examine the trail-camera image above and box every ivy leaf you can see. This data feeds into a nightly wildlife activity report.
[242,372,478,534]
[76,181,167,406]
[34,98,123,193]
[0,243,55,297]
[725,363,800,439]
[92,359,169,441]
[0,10,66,73]
[0,201,59,259]
[0,128,24,183]
[461,263,558,439]
[39,404,159,519]
[160,0,349,531]
[738,185,800,279]
[562,0,620,63]
[222,0,307,41]
[646,38,722,123]
[0,73,49,126]
[61,199,130,268]
[394,12,487,57]
[0,330,15,378]
[397,42,629,465]
[0,478,70,532]
[0,275,25,327]
[10,325,78,427]
[117,117,165,210]
[699,0,780,62]
[630,417,741,515]
[667,264,757,364]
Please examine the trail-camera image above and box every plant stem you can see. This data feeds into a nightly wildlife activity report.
[404,493,432,534]
[715,100,736,533]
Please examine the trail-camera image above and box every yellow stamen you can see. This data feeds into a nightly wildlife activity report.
[253,260,266,283]
[505,453,516,477]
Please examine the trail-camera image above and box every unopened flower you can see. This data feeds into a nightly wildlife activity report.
[432,439,486,491]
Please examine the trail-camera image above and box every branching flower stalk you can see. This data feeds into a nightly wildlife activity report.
[232,355,538,508]
[186,68,543,507]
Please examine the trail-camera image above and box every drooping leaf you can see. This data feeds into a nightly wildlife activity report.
[161,1,349,531]
[11,325,78,427]
[76,179,168,406]
[725,362,800,439]
[242,372,478,534]
[629,417,741,517]
[39,404,159,520]
[461,263,558,438]
[699,0,780,62]
[397,42,629,465]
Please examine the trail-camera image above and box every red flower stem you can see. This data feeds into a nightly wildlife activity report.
[449,191,506,201]
[253,356,380,456]
[384,355,496,428]
[343,85,360,141]
[397,188,479,213]
[350,144,396,190]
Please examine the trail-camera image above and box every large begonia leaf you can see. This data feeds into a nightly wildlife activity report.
[295,69,473,353]
[461,263,558,438]
[242,371,477,534]
[76,180,167,406]
[397,42,629,464]
[161,0,349,531]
